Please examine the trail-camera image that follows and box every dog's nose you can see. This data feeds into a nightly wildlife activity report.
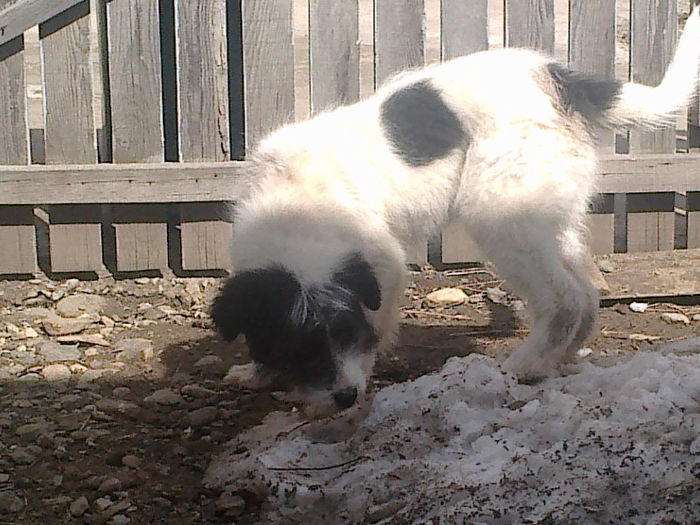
[332,386,358,409]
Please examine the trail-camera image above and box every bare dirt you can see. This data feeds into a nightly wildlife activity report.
[0,255,698,524]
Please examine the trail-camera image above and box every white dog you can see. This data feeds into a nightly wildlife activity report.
[213,8,700,416]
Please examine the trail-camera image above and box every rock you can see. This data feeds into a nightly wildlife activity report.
[144,389,183,406]
[576,347,593,359]
[692,314,700,322]
[98,477,122,495]
[486,287,508,304]
[215,493,246,516]
[112,387,131,398]
[0,474,8,483]
[42,311,92,336]
[629,302,649,313]
[56,293,106,318]
[187,407,218,427]
[121,455,142,469]
[63,278,80,292]
[95,496,113,510]
[70,496,89,517]
[41,364,72,381]
[114,338,154,362]
[10,446,36,465]
[425,287,468,307]
[56,333,110,346]
[37,340,81,362]
[596,259,615,273]
[21,326,39,339]
[0,491,24,514]
[109,515,131,525]
[661,312,690,325]
[181,384,217,398]
[15,422,53,441]
[193,355,225,376]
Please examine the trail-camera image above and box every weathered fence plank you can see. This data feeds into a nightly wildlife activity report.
[176,0,229,161]
[629,0,677,154]
[48,206,101,274]
[569,0,616,153]
[309,0,359,112]
[0,34,35,274]
[242,0,294,148]
[0,0,84,47]
[113,205,167,273]
[175,0,231,271]
[0,36,28,165]
[180,204,231,271]
[106,0,166,273]
[374,0,425,86]
[504,0,555,53]
[106,0,163,162]
[441,0,488,60]
[40,1,96,164]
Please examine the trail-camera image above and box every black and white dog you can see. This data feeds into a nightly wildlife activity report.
[213,8,700,416]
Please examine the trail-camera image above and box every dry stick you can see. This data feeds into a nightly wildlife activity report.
[268,455,367,472]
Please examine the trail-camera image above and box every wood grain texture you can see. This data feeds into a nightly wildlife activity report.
[114,223,167,271]
[374,0,425,86]
[0,0,84,46]
[242,0,294,148]
[588,214,615,254]
[569,0,615,152]
[40,1,97,164]
[49,223,102,272]
[0,162,253,204]
[504,0,555,53]
[689,211,700,248]
[176,0,230,161]
[107,0,163,162]
[0,36,28,165]
[180,221,231,270]
[629,0,677,154]
[440,0,487,60]
[309,0,359,112]
[627,212,675,252]
[0,35,33,274]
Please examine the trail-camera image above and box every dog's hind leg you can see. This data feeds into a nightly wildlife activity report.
[466,220,591,380]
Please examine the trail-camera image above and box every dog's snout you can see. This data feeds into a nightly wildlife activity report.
[332,386,358,409]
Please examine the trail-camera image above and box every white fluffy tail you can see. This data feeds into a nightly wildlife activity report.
[608,6,700,129]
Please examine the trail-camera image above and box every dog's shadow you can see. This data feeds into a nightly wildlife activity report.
[373,301,521,386]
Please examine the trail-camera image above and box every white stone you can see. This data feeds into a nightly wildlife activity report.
[425,287,468,306]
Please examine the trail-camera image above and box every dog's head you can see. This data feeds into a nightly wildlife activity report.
[212,253,381,416]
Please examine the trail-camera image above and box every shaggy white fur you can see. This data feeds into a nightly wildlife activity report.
[222,7,700,409]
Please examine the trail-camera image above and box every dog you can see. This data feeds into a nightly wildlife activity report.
[212,7,700,417]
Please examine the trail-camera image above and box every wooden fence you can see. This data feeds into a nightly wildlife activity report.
[0,0,699,277]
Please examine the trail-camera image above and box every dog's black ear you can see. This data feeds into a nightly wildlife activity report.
[333,254,381,311]
[211,267,304,342]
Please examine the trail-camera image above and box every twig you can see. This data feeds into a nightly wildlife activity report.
[268,455,367,472]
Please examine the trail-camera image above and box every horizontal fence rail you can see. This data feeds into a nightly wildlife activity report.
[0,0,699,277]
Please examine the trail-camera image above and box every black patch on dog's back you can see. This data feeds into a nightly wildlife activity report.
[546,63,621,125]
[380,80,467,166]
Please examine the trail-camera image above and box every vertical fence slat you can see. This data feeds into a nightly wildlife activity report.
[440,0,487,60]
[629,0,677,154]
[107,0,163,162]
[105,0,167,274]
[688,193,700,248]
[180,204,231,272]
[0,35,35,274]
[176,0,229,161]
[374,0,425,86]
[40,1,96,164]
[175,0,231,271]
[504,0,555,53]
[309,0,359,113]
[39,2,102,274]
[243,0,294,148]
[569,0,616,153]
[437,0,487,265]
[0,36,28,165]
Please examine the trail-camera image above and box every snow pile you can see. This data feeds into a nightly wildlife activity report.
[205,348,700,524]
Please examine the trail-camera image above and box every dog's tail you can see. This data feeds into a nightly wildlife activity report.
[606,5,700,129]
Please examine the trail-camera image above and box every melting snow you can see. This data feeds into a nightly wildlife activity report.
[205,343,700,524]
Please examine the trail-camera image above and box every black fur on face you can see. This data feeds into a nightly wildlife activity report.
[211,253,381,388]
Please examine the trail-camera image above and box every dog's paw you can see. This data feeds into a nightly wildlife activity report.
[223,363,272,390]
[502,351,557,383]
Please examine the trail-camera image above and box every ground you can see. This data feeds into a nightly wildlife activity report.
[0,253,698,524]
